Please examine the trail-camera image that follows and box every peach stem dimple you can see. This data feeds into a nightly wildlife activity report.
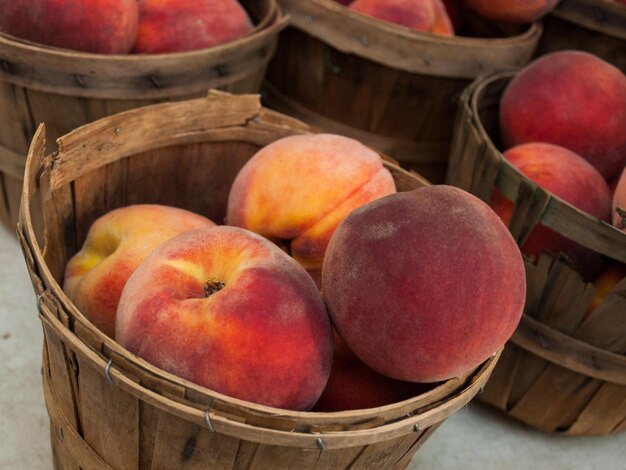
[204,279,225,297]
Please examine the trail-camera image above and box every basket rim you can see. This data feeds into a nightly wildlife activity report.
[551,0,626,40]
[0,2,288,99]
[278,0,542,78]
[465,71,626,264]
[39,299,500,449]
[17,91,485,429]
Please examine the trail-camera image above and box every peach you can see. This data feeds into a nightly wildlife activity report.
[349,0,454,36]
[584,262,626,320]
[313,330,431,412]
[322,185,526,383]
[0,0,138,54]
[464,0,559,23]
[490,143,612,278]
[64,205,214,339]
[500,51,626,179]
[116,226,333,411]
[227,134,396,285]
[133,0,254,54]
[612,166,626,230]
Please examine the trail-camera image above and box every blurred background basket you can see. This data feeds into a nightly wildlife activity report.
[18,91,499,469]
[263,0,542,183]
[447,72,626,435]
[536,0,626,72]
[0,0,286,231]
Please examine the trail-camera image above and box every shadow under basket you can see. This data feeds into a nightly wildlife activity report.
[446,73,626,435]
[18,92,499,469]
[263,0,542,184]
[0,0,286,232]
[535,0,626,72]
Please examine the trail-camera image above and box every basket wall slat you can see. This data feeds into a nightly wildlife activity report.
[567,383,626,435]
[479,346,521,410]
[77,355,141,469]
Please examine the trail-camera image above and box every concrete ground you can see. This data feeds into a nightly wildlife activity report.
[1,223,625,469]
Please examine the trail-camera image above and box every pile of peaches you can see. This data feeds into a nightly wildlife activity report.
[0,0,255,54]
[487,50,626,315]
[63,134,527,412]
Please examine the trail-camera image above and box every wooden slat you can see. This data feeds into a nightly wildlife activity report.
[566,382,626,435]
[552,0,626,40]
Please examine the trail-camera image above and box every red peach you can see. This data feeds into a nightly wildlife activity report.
[133,0,254,54]
[64,205,214,338]
[0,0,138,54]
[349,0,454,36]
[227,134,396,283]
[322,185,526,383]
[313,330,431,412]
[465,0,559,23]
[500,51,626,179]
[490,143,612,277]
[116,226,333,411]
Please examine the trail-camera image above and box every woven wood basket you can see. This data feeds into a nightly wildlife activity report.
[0,0,286,232]
[17,92,499,469]
[446,72,626,435]
[263,0,542,183]
[536,0,626,72]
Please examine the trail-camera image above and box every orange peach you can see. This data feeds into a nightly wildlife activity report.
[313,330,431,412]
[490,143,612,278]
[322,185,526,383]
[116,226,333,411]
[349,0,454,36]
[0,0,138,54]
[64,205,214,338]
[227,134,396,284]
[500,51,626,179]
[464,0,559,23]
[612,166,626,230]
[133,0,254,54]
[584,262,626,320]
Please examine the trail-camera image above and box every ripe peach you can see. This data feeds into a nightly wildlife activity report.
[64,205,214,339]
[116,226,333,411]
[612,166,626,230]
[0,0,138,54]
[133,0,254,54]
[322,185,526,383]
[490,143,612,277]
[227,134,396,285]
[349,0,454,36]
[584,262,626,320]
[464,0,559,23]
[313,330,431,412]
[500,51,626,179]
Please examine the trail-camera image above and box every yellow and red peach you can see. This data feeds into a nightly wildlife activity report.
[313,330,431,412]
[612,166,626,230]
[500,51,626,179]
[227,134,396,284]
[64,205,214,338]
[490,143,612,277]
[116,226,333,411]
[322,185,526,383]
[584,262,626,321]
[464,0,559,24]
[349,0,454,36]
[0,0,138,54]
[133,0,254,54]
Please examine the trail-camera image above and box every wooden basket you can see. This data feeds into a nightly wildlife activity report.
[0,0,287,232]
[17,92,499,468]
[447,73,626,435]
[263,0,542,183]
[535,0,626,72]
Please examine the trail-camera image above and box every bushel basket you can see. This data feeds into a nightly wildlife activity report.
[0,0,286,231]
[446,72,626,435]
[18,92,499,469]
[264,0,542,183]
